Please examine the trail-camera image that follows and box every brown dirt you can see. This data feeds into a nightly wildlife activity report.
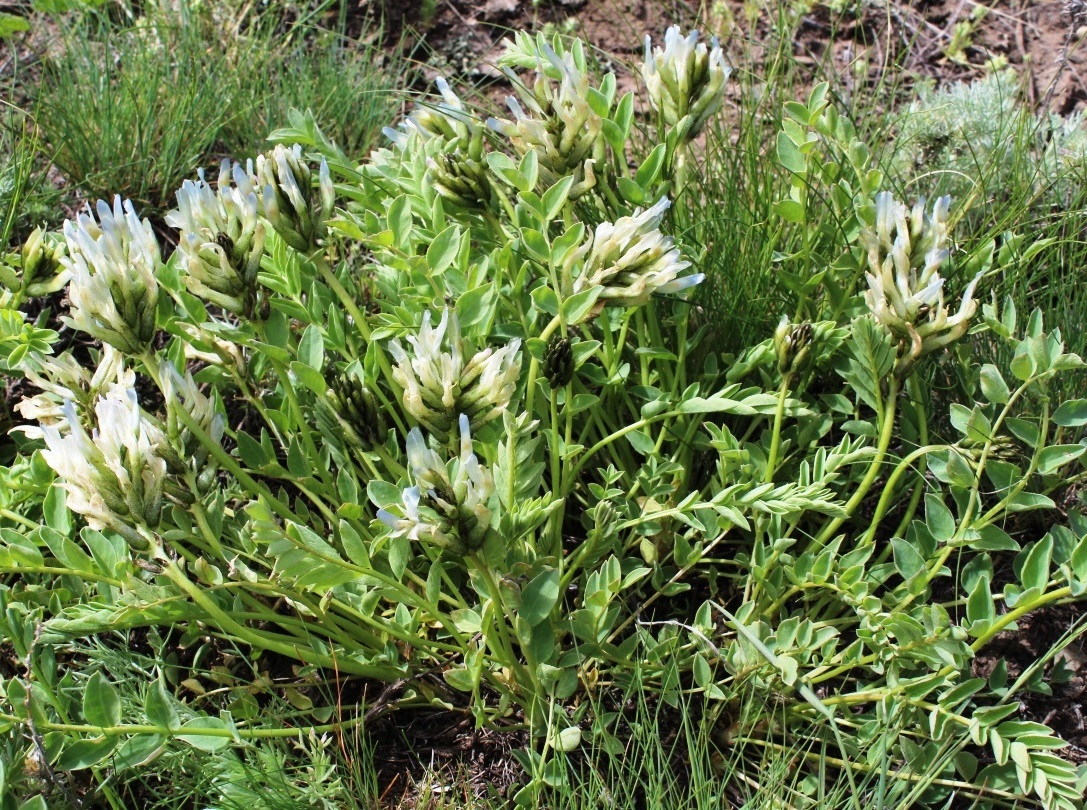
[381,0,1087,116]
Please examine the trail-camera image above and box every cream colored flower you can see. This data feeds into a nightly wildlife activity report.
[567,197,703,310]
[388,310,521,435]
[254,145,334,253]
[862,192,980,372]
[61,197,161,354]
[378,415,495,553]
[167,160,267,317]
[488,43,603,194]
[643,26,730,140]
[40,381,168,543]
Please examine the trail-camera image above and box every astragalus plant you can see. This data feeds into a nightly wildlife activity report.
[1,25,1087,810]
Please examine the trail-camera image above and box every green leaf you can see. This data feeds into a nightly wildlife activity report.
[112,734,166,772]
[1038,444,1086,475]
[0,13,30,39]
[554,725,582,752]
[82,669,122,726]
[980,364,1010,404]
[925,495,956,543]
[626,429,656,456]
[426,225,460,274]
[1004,417,1039,441]
[1019,535,1053,591]
[944,450,975,488]
[297,324,324,370]
[839,316,894,413]
[777,131,807,173]
[388,195,412,248]
[290,361,327,396]
[55,735,118,770]
[457,284,496,331]
[367,480,402,509]
[891,538,926,580]
[519,568,560,626]
[145,679,180,730]
[542,176,575,221]
[562,286,603,325]
[83,672,121,728]
[634,143,667,189]
[1053,400,1087,427]
[177,716,231,751]
[443,667,474,692]
[616,176,646,205]
[772,199,806,223]
[236,430,269,469]
[966,575,995,635]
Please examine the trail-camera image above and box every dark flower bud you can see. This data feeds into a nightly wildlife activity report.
[328,371,385,450]
[544,336,575,388]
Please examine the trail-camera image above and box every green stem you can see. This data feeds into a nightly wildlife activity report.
[524,315,563,417]
[812,377,900,548]
[763,373,793,484]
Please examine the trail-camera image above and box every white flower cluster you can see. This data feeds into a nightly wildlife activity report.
[388,309,521,436]
[166,160,267,317]
[62,196,161,355]
[14,347,128,439]
[489,43,603,193]
[384,77,480,150]
[378,415,495,554]
[567,197,703,310]
[254,144,334,254]
[40,372,168,546]
[862,192,981,370]
[643,26,730,141]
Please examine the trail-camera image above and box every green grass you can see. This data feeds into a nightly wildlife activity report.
[0,87,65,247]
[32,0,403,215]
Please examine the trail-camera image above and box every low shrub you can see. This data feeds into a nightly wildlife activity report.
[1,23,1087,810]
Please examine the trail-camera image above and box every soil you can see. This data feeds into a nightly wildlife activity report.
[381,0,1087,116]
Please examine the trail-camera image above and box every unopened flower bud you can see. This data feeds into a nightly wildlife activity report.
[544,336,575,388]
[255,145,334,253]
[774,316,814,375]
[327,370,385,450]
[7,227,69,298]
[427,150,492,209]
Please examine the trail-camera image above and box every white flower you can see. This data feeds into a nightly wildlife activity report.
[14,347,129,439]
[160,362,225,467]
[385,77,481,150]
[388,310,522,435]
[254,145,334,253]
[862,192,980,370]
[643,26,730,140]
[567,197,703,310]
[166,160,267,316]
[378,415,495,553]
[487,43,603,193]
[61,196,161,354]
[40,381,168,542]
